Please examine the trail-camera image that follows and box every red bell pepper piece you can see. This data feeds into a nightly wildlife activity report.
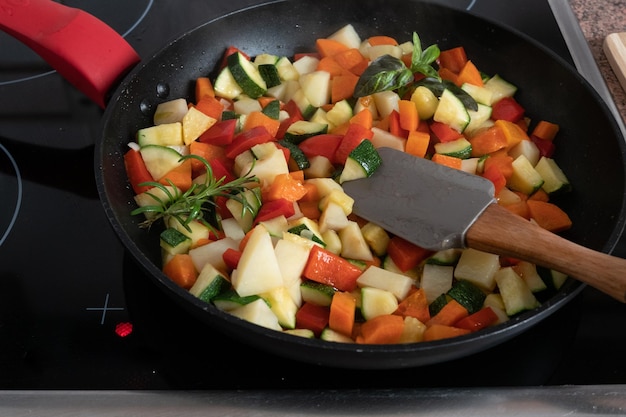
[198,118,237,145]
[295,302,330,337]
[455,306,498,331]
[222,247,242,270]
[388,110,408,138]
[224,126,276,159]
[123,148,154,194]
[298,134,343,164]
[276,100,305,139]
[302,246,363,292]
[387,236,432,272]
[530,134,556,158]
[219,46,250,69]
[209,157,236,184]
[482,163,507,196]
[491,96,525,123]
[253,198,295,225]
[430,120,462,143]
[334,123,374,165]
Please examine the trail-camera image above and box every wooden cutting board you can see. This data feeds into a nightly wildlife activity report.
[604,32,626,92]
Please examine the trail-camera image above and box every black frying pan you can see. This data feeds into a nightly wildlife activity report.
[3,0,625,369]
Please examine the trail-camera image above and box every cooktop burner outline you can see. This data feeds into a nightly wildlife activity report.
[0,142,21,247]
[85,293,125,325]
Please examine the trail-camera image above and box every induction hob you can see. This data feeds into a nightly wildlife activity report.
[1,0,626,392]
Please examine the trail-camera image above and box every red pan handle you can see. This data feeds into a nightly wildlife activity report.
[0,0,141,108]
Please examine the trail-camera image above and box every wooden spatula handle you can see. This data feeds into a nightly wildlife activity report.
[466,203,626,303]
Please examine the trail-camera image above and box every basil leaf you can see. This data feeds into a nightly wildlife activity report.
[354,55,413,97]
[421,44,440,65]
[414,78,478,111]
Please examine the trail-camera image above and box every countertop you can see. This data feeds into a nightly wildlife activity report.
[569,0,626,124]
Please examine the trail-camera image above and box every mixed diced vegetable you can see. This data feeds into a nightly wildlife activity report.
[124,24,573,344]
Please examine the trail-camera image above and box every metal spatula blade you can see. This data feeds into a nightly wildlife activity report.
[342,147,496,251]
[342,147,626,303]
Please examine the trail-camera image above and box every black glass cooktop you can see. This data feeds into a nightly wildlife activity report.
[1,0,625,390]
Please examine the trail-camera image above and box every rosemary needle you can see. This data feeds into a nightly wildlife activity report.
[131,154,259,232]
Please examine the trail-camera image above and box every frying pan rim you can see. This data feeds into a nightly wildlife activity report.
[94,0,626,369]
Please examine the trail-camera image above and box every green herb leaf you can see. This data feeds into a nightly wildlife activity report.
[353,55,414,97]
[131,154,259,231]
[410,32,441,80]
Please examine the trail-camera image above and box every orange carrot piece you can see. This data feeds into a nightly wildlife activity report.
[317,56,352,77]
[431,153,463,169]
[257,96,278,109]
[529,188,550,202]
[483,151,514,180]
[532,120,560,141]
[329,291,357,337]
[405,130,431,158]
[333,48,367,73]
[349,108,374,130]
[398,99,419,132]
[438,67,459,84]
[438,46,468,73]
[469,125,508,157]
[367,35,398,46]
[455,60,484,87]
[494,119,529,149]
[502,200,531,219]
[289,170,305,182]
[264,173,308,202]
[162,254,198,289]
[303,246,364,292]
[242,111,281,137]
[315,38,349,58]
[300,181,320,202]
[423,324,471,341]
[426,299,469,327]
[195,96,224,120]
[394,288,430,323]
[195,77,215,102]
[358,314,405,344]
[526,200,573,232]
[158,159,192,191]
[298,200,321,220]
[387,236,432,272]
[331,73,360,103]
[189,141,227,177]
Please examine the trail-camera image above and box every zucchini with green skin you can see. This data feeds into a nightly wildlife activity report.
[433,137,472,159]
[339,140,382,183]
[227,52,268,99]
[300,281,336,307]
[283,120,328,144]
[433,88,470,133]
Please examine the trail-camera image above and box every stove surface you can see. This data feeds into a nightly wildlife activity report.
[1,0,625,390]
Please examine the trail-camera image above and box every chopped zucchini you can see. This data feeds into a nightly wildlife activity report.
[214,66,244,100]
[320,327,353,343]
[433,137,472,159]
[160,227,191,255]
[283,120,328,144]
[139,144,182,180]
[494,267,540,316]
[433,89,470,133]
[278,139,310,170]
[447,279,486,314]
[360,287,398,320]
[137,122,183,147]
[300,281,336,307]
[508,154,545,195]
[534,156,571,194]
[189,263,230,302]
[258,64,282,88]
[153,98,188,125]
[339,139,382,183]
[288,217,326,247]
[484,74,518,104]
[428,293,450,317]
[261,286,298,329]
[426,248,461,266]
[261,99,281,120]
[213,290,261,311]
[229,298,282,331]
[227,52,267,99]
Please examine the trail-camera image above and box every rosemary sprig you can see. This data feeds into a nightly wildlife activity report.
[131,154,259,231]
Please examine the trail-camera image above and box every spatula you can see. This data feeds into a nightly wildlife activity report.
[342,147,626,303]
